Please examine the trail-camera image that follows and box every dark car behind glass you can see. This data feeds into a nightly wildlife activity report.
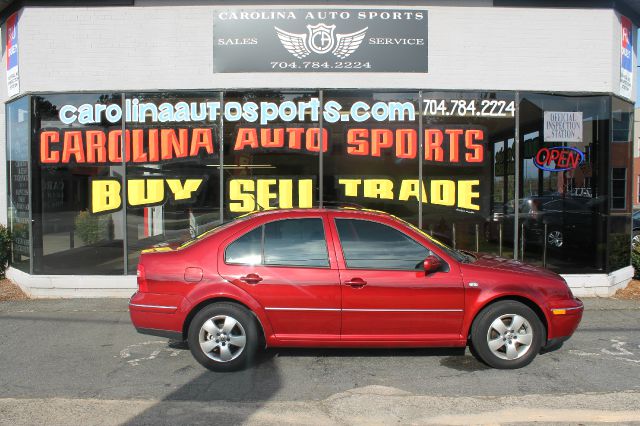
[487,195,605,254]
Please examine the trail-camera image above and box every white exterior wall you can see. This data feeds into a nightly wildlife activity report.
[12,5,627,94]
[0,2,635,297]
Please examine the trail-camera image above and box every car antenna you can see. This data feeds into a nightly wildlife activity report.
[249,192,266,211]
[222,168,267,211]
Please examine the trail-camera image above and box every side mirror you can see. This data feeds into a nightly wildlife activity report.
[423,255,441,274]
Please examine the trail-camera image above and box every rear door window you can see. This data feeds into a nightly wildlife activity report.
[225,218,329,268]
[264,218,329,267]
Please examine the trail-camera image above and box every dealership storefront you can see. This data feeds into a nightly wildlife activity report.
[1,1,637,296]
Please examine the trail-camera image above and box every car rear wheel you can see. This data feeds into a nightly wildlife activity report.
[470,301,544,369]
[187,302,258,372]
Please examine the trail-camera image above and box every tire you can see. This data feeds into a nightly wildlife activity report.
[470,301,544,369]
[632,230,640,249]
[187,302,258,372]
[547,228,563,249]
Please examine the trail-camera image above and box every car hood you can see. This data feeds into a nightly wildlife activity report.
[467,253,562,281]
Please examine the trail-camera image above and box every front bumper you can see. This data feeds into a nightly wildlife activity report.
[541,335,571,352]
[548,297,584,340]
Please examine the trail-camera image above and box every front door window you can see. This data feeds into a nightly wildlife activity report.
[335,218,430,270]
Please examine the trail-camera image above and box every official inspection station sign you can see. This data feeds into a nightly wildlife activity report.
[543,112,583,143]
[213,9,428,73]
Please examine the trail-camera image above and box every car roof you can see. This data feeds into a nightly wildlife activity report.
[150,207,397,253]
[239,206,392,219]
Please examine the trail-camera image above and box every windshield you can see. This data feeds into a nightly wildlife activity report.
[393,216,474,263]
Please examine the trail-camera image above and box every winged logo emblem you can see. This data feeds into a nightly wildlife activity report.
[274,24,368,59]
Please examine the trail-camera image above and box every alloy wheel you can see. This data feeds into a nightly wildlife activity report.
[547,230,563,248]
[198,315,247,362]
[486,314,534,360]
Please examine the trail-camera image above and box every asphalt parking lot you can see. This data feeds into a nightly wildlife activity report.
[1,297,640,425]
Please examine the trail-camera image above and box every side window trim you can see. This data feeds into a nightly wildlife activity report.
[260,224,265,264]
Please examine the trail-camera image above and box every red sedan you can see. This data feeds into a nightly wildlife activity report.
[129,208,583,371]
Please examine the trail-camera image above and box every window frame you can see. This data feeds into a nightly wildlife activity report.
[333,217,437,272]
[223,217,331,269]
[612,108,632,143]
[611,167,627,210]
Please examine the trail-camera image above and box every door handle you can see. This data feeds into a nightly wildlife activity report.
[240,273,263,284]
[345,278,367,288]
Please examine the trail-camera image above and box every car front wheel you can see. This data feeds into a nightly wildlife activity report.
[470,301,544,369]
[187,302,258,372]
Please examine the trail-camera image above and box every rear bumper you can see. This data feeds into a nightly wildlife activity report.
[129,292,187,339]
[134,327,183,340]
[548,298,584,340]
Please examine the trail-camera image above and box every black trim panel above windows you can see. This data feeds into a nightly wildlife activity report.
[495,0,614,6]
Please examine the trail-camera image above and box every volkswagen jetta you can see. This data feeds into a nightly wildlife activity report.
[129,208,583,371]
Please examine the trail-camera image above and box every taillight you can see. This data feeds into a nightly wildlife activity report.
[137,263,148,293]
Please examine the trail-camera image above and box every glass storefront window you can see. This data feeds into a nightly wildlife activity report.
[6,96,31,272]
[518,94,610,273]
[322,91,419,223]
[124,92,222,273]
[222,90,320,219]
[608,97,633,271]
[421,91,515,257]
[31,93,126,274]
[6,91,633,276]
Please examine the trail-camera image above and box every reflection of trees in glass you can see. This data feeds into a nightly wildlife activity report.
[236,91,285,104]
[33,96,57,120]
[97,93,121,104]
[609,233,631,271]
[0,224,11,278]
[74,211,109,245]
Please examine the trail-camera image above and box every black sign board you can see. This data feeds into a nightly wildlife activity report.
[213,9,428,73]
